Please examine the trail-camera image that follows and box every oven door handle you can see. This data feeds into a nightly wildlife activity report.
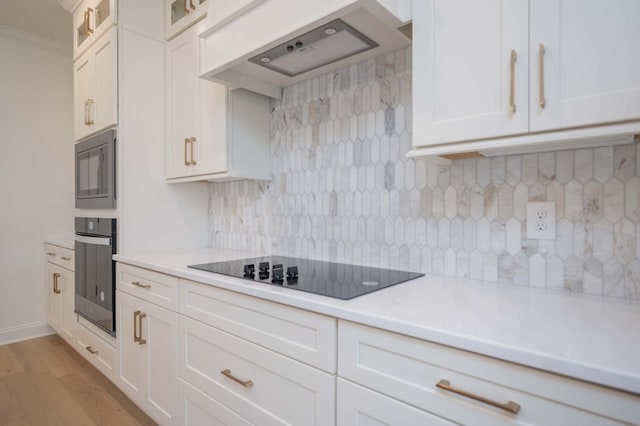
[75,235,112,246]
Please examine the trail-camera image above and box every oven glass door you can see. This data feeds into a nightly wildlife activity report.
[75,235,115,335]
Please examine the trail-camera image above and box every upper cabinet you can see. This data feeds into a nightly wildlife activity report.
[74,26,118,141]
[410,0,640,158]
[165,21,271,182]
[73,0,117,60]
[165,0,208,40]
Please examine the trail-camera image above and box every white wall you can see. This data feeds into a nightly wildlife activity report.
[0,29,74,344]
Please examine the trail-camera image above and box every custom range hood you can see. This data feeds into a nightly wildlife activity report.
[199,0,412,99]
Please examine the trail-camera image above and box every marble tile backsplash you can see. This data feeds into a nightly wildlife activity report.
[209,47,640,300]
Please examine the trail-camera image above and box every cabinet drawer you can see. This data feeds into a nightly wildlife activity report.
[117,263,179,311]
[45,244,75,270]
[179,316,335,426]
[178,379,252,426]
[337,378,455,426]
[180,279,337,372]
[339,321,640,426]
[76,319,117,381]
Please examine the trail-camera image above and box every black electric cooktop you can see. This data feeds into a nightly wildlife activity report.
[188,256,425,300]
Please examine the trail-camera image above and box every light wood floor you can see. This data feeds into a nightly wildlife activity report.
[0,334,156,426]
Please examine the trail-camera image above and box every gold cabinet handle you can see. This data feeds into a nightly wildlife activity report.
[509,49,516,113]
[46,252,56,256]
[189,0,196,10]
[85,346,99,355]
[84,99,88,125]
[87,99,94,125]
[190,137,197,165]
[53,272,61,294]
[83,9,89,36]
[220,369,253,388]
[538,43,546,108]
[133,311,140,343]
[137,313,147,345]
[86,8,94,34]
[131,281,151,289]
[436,380,520,414]
[184,138,190,166]
[183,0,190,13]
[60,256,71,261]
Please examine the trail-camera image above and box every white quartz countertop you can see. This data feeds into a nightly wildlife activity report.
[114,247,640,395]
[44,235,75,250]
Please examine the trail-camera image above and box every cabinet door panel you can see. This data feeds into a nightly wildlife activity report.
[74,55,94,140]
[165,0,208,40]
[145,300,178,423]
[530,0,640,131]
[191,81,228,176]
[413,0,529,147]
[46,264,62,331]
[58,268,76,344]
[92,28,118,134]
[116,290,147,399]
[166,24,198,178]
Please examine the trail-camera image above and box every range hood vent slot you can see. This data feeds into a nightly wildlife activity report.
[248,19,378,77]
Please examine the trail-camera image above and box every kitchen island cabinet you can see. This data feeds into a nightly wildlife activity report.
[113,248,640,424]
[410,0,640,158]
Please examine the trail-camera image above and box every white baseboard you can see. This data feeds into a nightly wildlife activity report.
[0,321,55,346]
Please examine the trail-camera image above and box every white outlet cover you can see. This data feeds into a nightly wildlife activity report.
[527,201,556,240]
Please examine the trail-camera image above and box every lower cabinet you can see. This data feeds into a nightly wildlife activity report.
[178,379,253,426]
[179,315,335,426]
[337,378,455,425]
[75,316,117,381]
[116,289,178,426]
[45,244,76,345]
[338,320,640,426]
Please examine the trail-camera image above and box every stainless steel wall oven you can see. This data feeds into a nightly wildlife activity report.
[75,217,117,336]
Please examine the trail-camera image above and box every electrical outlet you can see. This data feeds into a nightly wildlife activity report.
[527,201,556,239]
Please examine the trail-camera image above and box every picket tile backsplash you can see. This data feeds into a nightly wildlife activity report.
[209,47,640,300]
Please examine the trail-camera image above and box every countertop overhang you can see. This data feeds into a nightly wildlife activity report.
[114,247,640,395]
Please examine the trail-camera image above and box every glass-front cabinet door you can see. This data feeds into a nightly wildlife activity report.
[72,0,117,60]
[165,0,208,40]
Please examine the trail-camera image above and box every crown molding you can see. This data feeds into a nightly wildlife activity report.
[57,0,83,13]
[0,24,71,57]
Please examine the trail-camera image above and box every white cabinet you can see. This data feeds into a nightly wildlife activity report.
[165,0,208,40]
[73,0,117,59]
[338,320,640,426]
[165,21,271,182]
[74,26,118,141]
[45,244,76,345]
[411,0,640,157]
[529,0,640,132]
[178,279,336,425]
[75,316,118,380]
[116,264,178,426]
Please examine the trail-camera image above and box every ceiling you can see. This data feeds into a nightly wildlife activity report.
[0,0,72,44]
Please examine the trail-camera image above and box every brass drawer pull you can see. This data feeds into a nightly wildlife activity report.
[221,369,253,388]
[436,380,520,414]
[538,43,546,108]
[53,273,61,294]
[60,256,71,261]
[137,312,147,345]
[133,311,140,343]
[85,346,99,355]
[46,252,56,256]
[509,49,516,113]
[189,137,197,165]
[131,281,151,289]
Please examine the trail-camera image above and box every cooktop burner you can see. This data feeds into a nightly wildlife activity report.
[188,256,424,300]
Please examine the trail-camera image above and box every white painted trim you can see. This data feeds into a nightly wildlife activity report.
[0,321,54,346]
[0,24,71,57]
[408,121,640,158]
